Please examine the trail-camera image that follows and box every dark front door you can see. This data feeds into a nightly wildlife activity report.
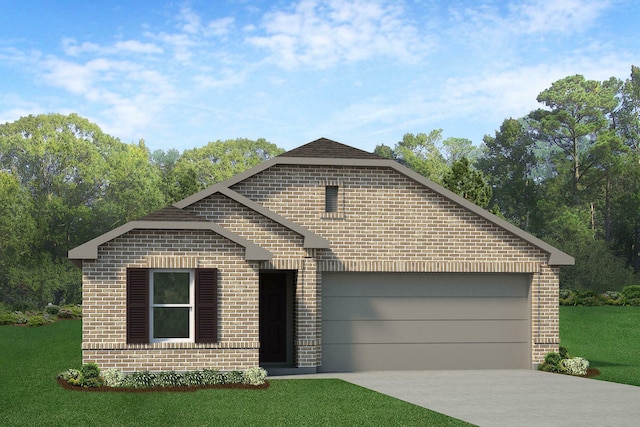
[259,272,293,364]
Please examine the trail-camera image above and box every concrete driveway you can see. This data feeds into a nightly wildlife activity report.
[269,370,640,427]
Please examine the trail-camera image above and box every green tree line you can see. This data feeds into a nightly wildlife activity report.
[1,66,639,309]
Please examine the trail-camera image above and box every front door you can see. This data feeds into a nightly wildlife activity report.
[259,271,294,365]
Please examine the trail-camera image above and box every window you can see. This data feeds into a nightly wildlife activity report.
[150,270,193,342]
[127,268,218,344]
[325,185,339,213]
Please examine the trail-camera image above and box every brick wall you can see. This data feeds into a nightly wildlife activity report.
[83,162,559,371]
[82,229,260,371]
[231,164,559,366]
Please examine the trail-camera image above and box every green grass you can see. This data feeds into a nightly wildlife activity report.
[560,305,640,386]
[0,320,470,426]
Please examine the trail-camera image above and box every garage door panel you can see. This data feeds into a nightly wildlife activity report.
[323,320,529,344]
[322,343,530,371]
[322,296,529,321]
[322,273,529,298]
[321,272,531,371]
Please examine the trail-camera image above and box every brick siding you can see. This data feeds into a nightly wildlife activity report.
[82,163,559,371]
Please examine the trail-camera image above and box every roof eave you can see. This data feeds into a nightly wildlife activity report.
[68,221,272,263]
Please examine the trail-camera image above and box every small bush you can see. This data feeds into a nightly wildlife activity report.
[57,304,82,319]
[558,346,569,359]
[13,311,28,324]
[121,371,158,388]
[26,315,52,327]
[157,371,185,387]
[44,304,60,315]
[574,290,600,306]
[58,369,82,386]
[538,351,563,373]
[621,285,640,300]
[201,369,224,385]
[102,369,124,387]
[81,363,101,379]
[242,367,267,386]
[223,371,243,384]
[183,370,204,386]
[0,312,18,325]
[560,357,589,376]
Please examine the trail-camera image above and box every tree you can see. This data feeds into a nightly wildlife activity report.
[528,74,618,196]
[616,65,640,152]
[374,131,449,183]
[442,157,491,208]
[0,113,165,307]
[171,138,284,201]
[442,137,479,166]
[477,118,538,230]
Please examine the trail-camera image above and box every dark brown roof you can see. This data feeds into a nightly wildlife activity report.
[279,138,382,160]
[139,206,202,222]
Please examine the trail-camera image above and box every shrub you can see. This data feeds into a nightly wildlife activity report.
[621,285,640,299]
[102,369,124,387]
[559,289,575,306]
[574,290,600,306]
[0,312,18,325]
[81,363,101,380]
[44,304,60,315]
[157,371,185,387]
[242,367,267,386]
[558,346,569,359]
[58,369,82,386]
[538,351,563,373]
[183,370,204,386]
[57,304,82,319]
[26,315,51,327]
[121,371,158,388]
[223,371,243,384]
[13,311,28,324]
[560,357,589,376]
[201,369,224,385]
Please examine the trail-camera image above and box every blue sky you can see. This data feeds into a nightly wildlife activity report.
[1,0,638,152]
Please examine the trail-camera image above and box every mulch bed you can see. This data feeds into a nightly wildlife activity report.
[583,368,601,378]
[57,378,270,392]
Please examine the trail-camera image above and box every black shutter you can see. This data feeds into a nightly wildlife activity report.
[127,268,149,344]
[195,268,218,343]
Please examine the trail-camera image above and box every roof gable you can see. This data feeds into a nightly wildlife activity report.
[69,138,574,267]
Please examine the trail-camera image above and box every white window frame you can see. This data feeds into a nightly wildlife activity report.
[149,269,195,343]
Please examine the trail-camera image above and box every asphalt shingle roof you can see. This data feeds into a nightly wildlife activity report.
[279,137,382,160]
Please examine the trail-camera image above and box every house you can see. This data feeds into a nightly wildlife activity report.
[69,138,573,373]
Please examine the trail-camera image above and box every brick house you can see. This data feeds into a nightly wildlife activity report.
[69,138,573,373]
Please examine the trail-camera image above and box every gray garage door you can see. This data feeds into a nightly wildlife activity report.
[320,272,530,372]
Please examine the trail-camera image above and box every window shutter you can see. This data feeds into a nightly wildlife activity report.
[195,268,218,343]
[127,268,149,344]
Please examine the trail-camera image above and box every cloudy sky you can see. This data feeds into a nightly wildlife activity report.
[0,0,638,152]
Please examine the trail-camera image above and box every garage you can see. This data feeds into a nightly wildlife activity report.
[320,272,531,372]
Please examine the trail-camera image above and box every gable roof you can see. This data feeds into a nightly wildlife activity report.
[68,216,273,265]
[178,138,574,266]
[69,138,574,267]
[174,185,330,249]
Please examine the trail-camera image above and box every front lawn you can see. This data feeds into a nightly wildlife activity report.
[0,320,469,426]
[560,305,640,387]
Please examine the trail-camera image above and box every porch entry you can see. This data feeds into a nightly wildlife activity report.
[259,270,295,367]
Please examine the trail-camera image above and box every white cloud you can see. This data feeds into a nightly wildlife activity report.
[248,0,430,69]
[510,0,612,35]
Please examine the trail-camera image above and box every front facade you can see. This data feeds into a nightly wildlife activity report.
[69,138,573,373]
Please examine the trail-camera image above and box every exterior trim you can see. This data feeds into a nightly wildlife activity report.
[68,220,272,263]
